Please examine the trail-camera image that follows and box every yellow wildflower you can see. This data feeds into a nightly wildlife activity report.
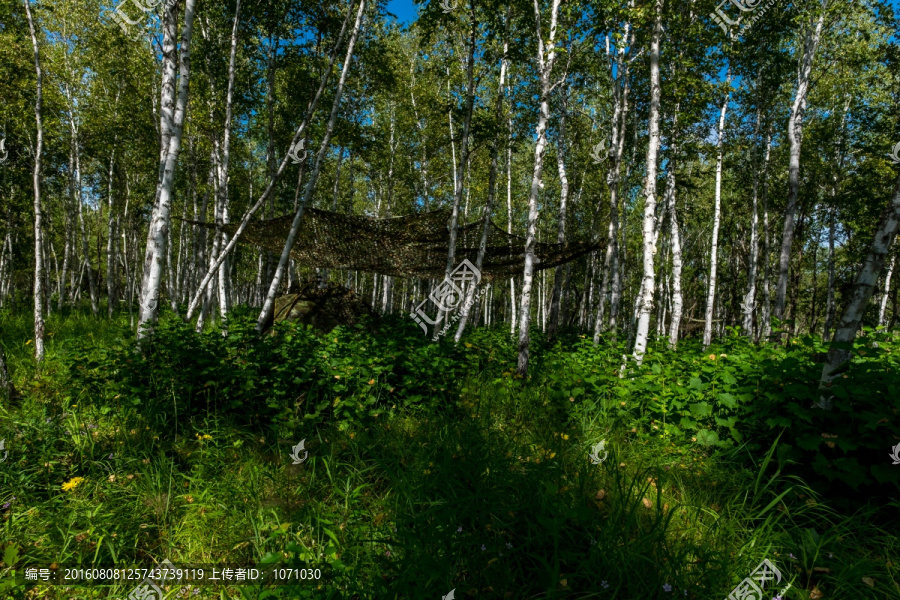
[61,477,85,492]
[708,354,716,360]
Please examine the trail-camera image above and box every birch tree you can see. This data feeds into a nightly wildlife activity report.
[25,0,45,363]
[878,255,896,327]
[516,0,561,376]
[741,105,762,336]
[454,7,509,342]
[703,67,731,347]
[184,0,357,322]
[593,18,632,345]
[630,0,662,366]
[255,0,367,332]
[106,146,117,317]
[665,108,683,348]
[214,0,242,321]
[819,173,900,408]
[547,82,570,342]
[137,0,199,338]
[774,1,827,322]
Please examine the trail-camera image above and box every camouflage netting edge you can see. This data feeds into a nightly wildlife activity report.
[184,208,600,280]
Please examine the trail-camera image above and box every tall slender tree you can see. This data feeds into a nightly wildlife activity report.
[630,0,663,366]
[517,0,562,376]
[24,0,45,363]
[138,0,200,337]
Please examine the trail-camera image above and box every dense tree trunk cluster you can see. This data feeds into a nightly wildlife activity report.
[0,0,897,398]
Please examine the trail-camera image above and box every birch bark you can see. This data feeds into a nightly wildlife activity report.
[547,83,570,342]
[214,0,242,320]
[507,67,516,336]
[819,173,900,406]
[438,9,477,337]
[59,153,74,310]
[106,149,117,317]
[879,255,896,327]
[775,5,826,321]
[666,121,683,348]
[742,106,762,336]
[759,126,774,341]
[184,0,356,322]
[25,0,45,363]
[66,93,99,317]
[516,0,561,375]
[255,0,367,332]
[138,0,199,338]
[630,0,662,366]
[703,68,730,347]
[454,15,509,342]
[593,24,631,345]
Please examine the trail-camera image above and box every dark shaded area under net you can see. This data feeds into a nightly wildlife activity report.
[185,208,600,280]
[262,279,378,334]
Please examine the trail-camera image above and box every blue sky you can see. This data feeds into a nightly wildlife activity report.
[386,0,419,24]
[386,0,900,27]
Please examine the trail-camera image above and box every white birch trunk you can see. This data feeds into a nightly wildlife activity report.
[410,69,430,208]
[666,142,683,349]
[759,128,774,341]
[106,149,117,317]
[184,0,356,322]
[593,25,631,345]
[507,95,516,336]
[819,173,900,406]
[59,151,75,311]
[879,255,895,327]
[436,16,477,337]
[548,84,569,341]
[742,107,762,336]
[214,0,241,321]
[255,0,367,332]
[454,23,509,342]
[138,0,199,337]
[775,6,826,320]
[630,0,663,366]
[703,70,730,347]
[25,0,45,362]
[516,0,561,375]
[65,93,99,318]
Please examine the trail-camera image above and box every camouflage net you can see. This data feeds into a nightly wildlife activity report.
[192,208,599,280]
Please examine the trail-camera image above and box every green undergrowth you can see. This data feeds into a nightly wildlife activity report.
[0,307,898,599]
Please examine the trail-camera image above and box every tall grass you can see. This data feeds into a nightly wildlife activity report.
[0,308,897,599]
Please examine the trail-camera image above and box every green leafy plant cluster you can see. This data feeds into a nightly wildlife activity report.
[61,315,507,436]
[540,329,900,496]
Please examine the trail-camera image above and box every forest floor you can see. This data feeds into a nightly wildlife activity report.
[0,306,898,599]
